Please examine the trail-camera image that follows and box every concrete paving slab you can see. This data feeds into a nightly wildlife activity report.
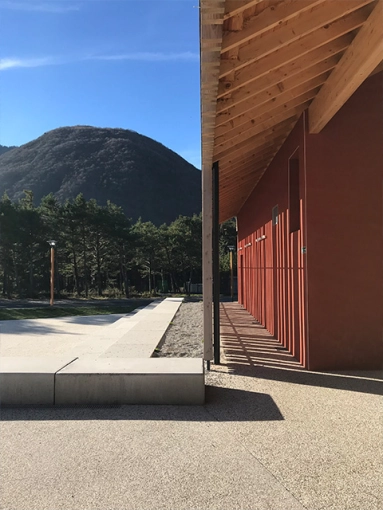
[55,358,204,405]
[99,344,156,358]
[1,353,381,510]
[131,319,173,331]
[99,298,183,358]
[0,404,305,510]
[107,329,163,345]
[0,357,77,406]
[0,300,163,359]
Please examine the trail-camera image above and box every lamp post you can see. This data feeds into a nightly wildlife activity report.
[228,245,235,301]
[48,240,56,306]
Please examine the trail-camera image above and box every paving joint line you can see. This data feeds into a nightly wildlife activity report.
[53,357,78,405]
[202,400,309,510]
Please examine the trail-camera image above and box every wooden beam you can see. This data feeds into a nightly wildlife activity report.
[216,72,327,129]
[214,119,294,160]
[200,1,225,363]
[224,0,263,20]
[202,159,213,361]
[218,137,282,168]
[219,137,283,167]
[370,60,383,76]
[221,174,268,197]
[309,0,383,133]
[219,127,294,220]
[220,147,276,175]
[217,11,365,98]
[214,118,297,160]
[216,91,316,143]
[217,41,347,113]
[216,100,312,152]
[215,63,332,134]
[215,100,312,154]
[221,0,323,53]
[224,178,261,213]
[200,4,224,172]
[221,172,268,195]
[219,0,374,78]
[221,162,274,190]
[220,137,289,184]
[220,150,276,183]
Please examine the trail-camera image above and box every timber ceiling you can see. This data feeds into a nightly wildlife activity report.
[200,0,383,222]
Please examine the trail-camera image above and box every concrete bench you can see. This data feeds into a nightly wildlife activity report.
[55,358,204,405]
[0,357,77,406]
[0,357,204,406]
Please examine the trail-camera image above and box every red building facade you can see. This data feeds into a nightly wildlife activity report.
[237,72,383,370]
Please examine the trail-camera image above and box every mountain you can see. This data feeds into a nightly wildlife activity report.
[0,145,16,156]
[0,126,201,225]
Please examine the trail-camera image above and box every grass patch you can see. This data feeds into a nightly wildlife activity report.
[0,305,138,321]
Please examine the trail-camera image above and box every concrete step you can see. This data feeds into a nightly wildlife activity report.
[55,357,204,405]
[0,356,204,406]
[0,357,77,406]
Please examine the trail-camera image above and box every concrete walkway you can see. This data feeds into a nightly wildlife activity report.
[0,302,381,509]
[0,299,180,359]
[0,298,205,406]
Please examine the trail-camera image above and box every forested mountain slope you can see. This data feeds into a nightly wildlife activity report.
[0,126,201,225]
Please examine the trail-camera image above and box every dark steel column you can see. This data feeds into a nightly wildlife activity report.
[212,161,220,365]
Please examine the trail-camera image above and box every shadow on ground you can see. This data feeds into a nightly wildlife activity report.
[219,302,383,396]
[213,364,383,396]
[0,298,153,309]
[0,321,80,336]
[0,386,284,422]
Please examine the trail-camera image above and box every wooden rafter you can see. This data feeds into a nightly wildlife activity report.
[218,136,283,166]
[219,0,373,78]
[200,0,382,224]
[220,146,276,172]
[214,119,295,160]
[217,9,367,98]
[215,65,333,132]
[309,0,383,132]
[217,40,348,113]
[221,0,323,53]
[220,150,276,180]
[214,118,297,160]
[224,0,264,20]
[219,140,282,169]
[216,100,312,152]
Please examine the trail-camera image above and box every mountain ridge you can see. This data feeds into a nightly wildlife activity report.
[0,145,16,156]
[0,126,201,225]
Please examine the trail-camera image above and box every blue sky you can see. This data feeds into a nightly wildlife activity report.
[0,0,201,168]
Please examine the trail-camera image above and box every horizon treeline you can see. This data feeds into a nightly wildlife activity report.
[0,191,236,299]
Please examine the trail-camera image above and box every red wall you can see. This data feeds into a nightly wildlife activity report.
[237,115,308,366]
[305,71,383,370]
[236,72,382,371]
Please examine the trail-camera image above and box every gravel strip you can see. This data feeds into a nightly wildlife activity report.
[155,301,203,357]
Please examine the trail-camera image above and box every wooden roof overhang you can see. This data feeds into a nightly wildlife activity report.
[200,0,383,222]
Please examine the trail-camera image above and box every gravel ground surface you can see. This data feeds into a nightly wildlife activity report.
[156,301,203,357]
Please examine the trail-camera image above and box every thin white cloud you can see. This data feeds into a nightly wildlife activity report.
[0,1,80,13]
[92,52,199,62]
[0,57,55,71]
[0,51,199,72]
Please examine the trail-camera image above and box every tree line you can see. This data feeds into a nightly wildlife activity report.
[0,191,236,299]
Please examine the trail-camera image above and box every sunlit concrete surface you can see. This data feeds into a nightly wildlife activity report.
[0,299,182,359]
[1,360,381,510]
[55,357,204,405]
[0,301,381,509]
